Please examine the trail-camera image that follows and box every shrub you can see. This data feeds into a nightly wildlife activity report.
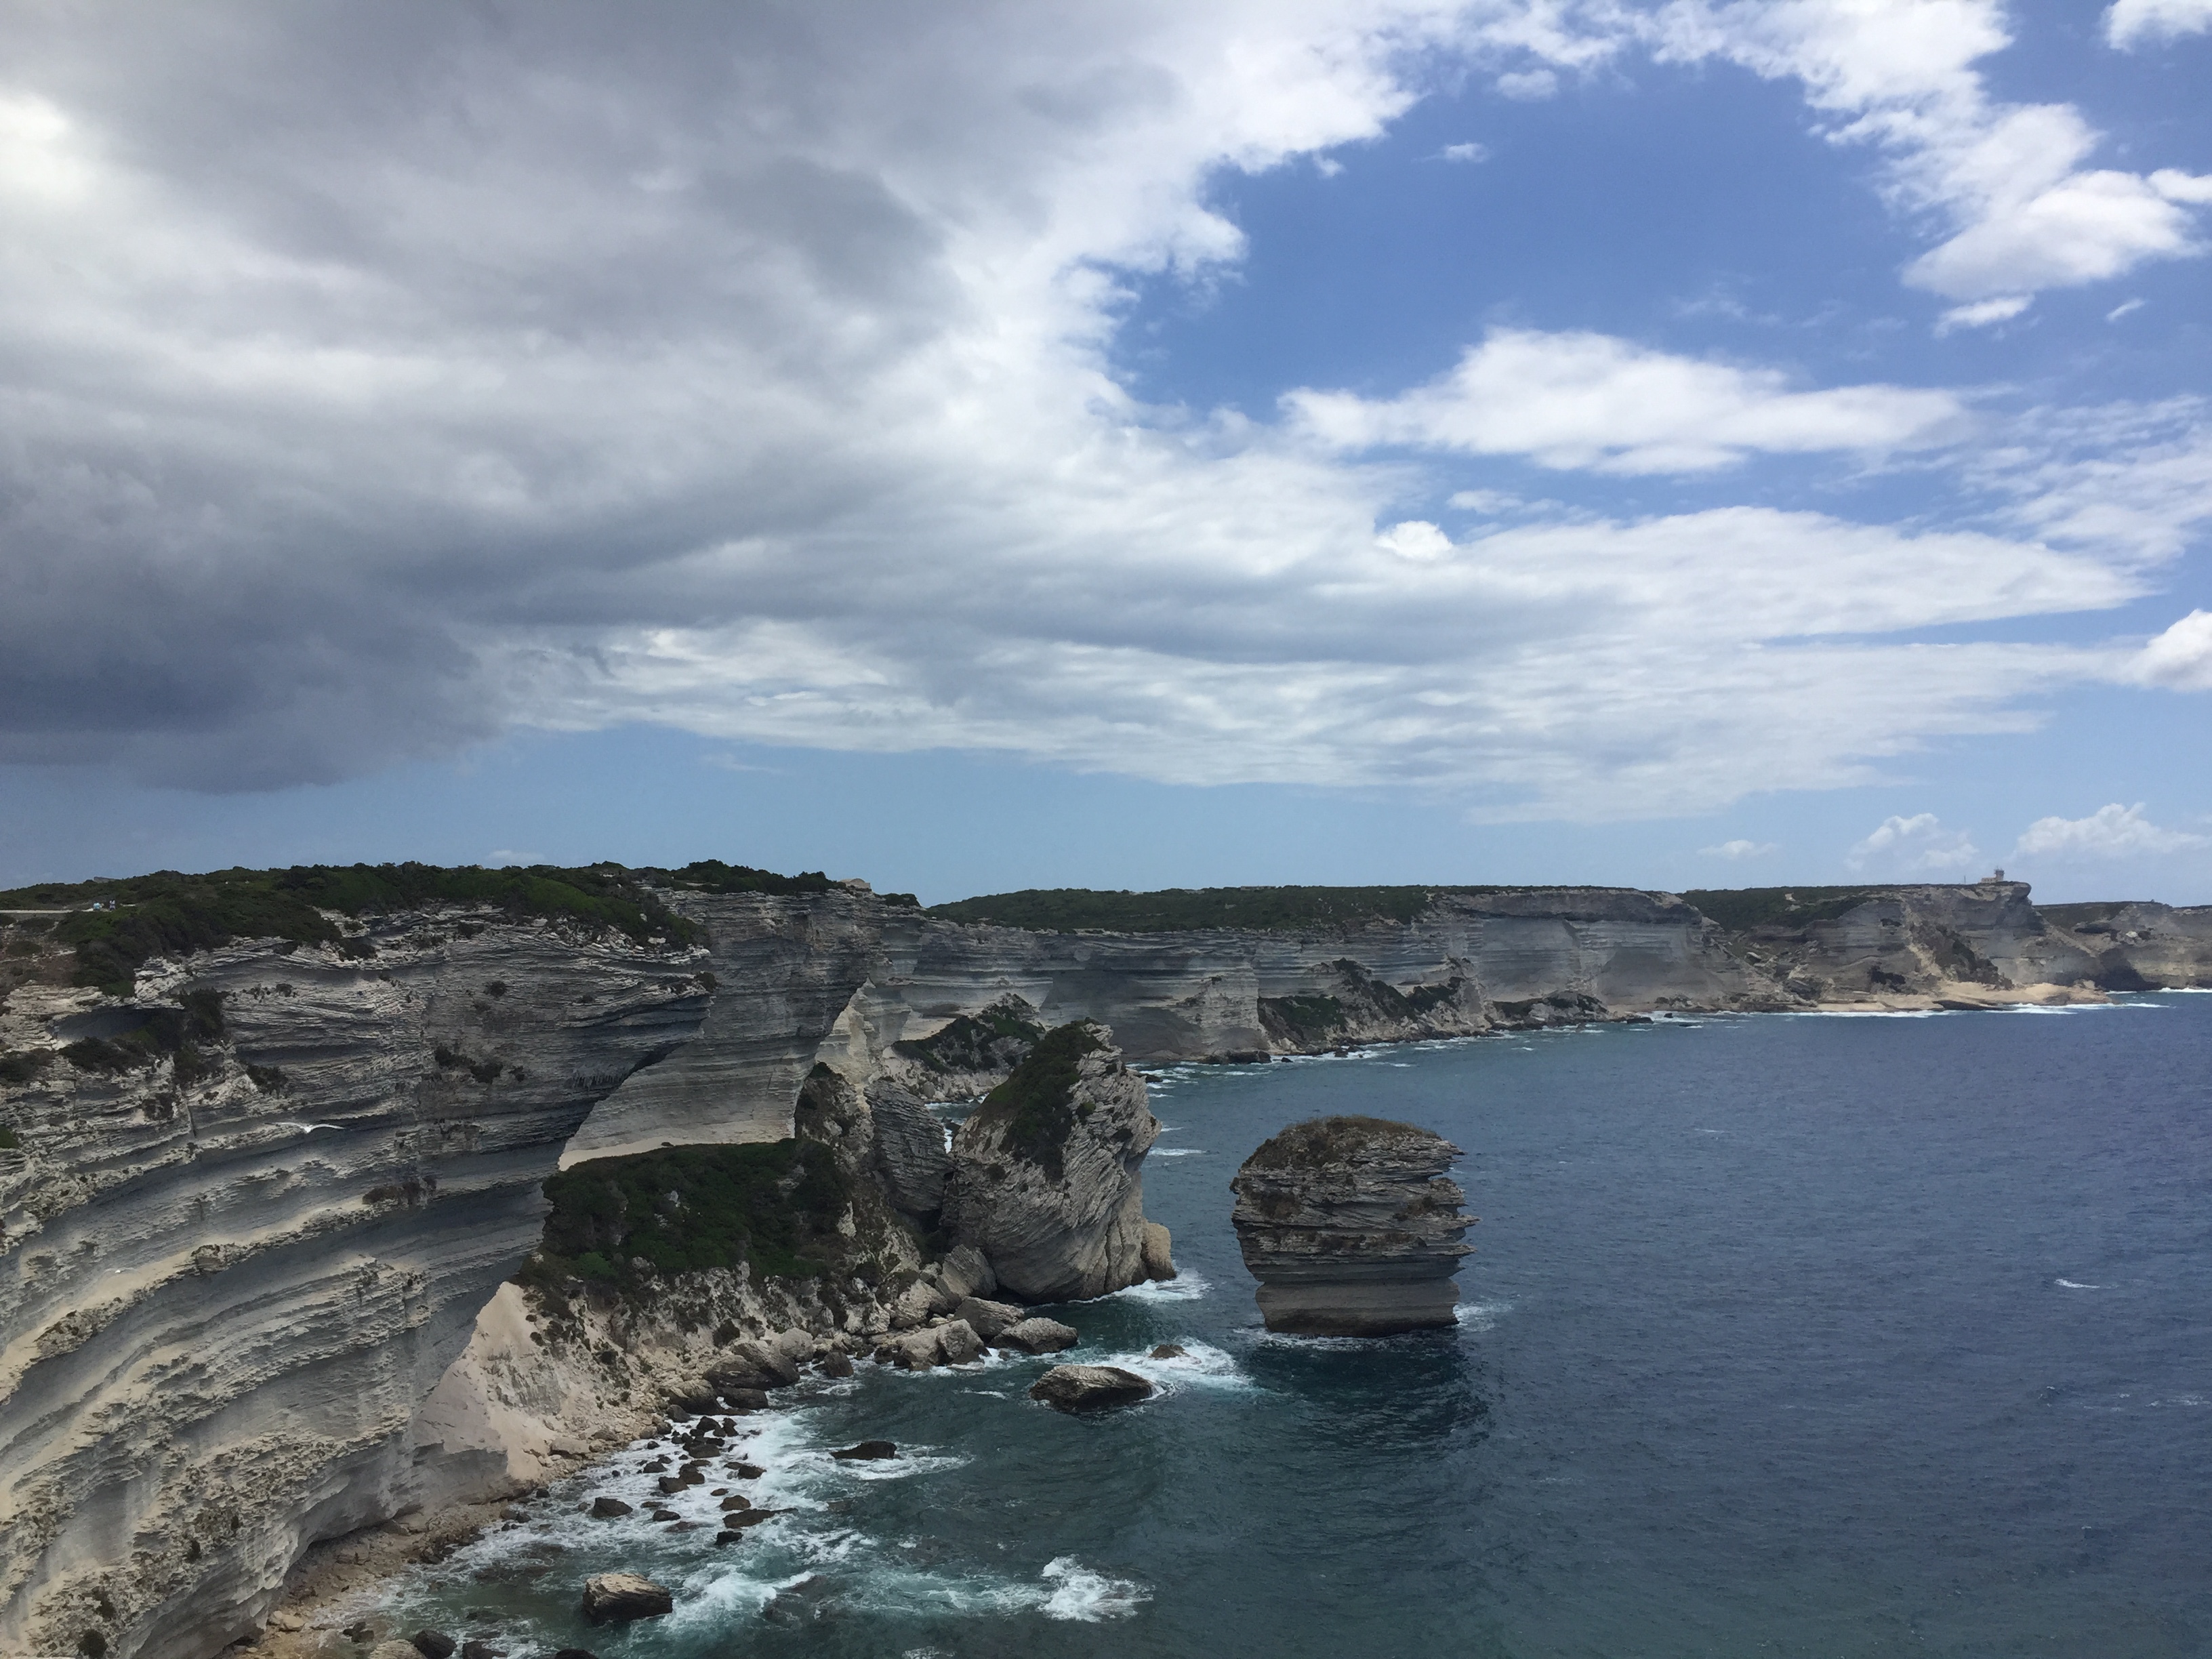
[962,1021,1107,1180]
[525,1139,850,1290]
[0,1050,54,1085]
[0,861,696,995]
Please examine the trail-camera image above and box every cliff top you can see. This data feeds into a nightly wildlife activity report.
[925,884,1622,934]
[0,861,701,995]
[1681,882,2030,935]
[1241,1114,1459,1172]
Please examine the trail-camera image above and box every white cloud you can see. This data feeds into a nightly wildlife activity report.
[2106,0,2212,47]
[1656,0,2212,306]
[2013,803,2209,859]
[2130,610,2212,690]
[1936,294,2032,333]
[0,1,2184,825]
[1847,813,1982,873]
[1701,838,1778,859]
[1284,328,1967,472]
[1437,141,1490,163]
[2106,298,2146,321]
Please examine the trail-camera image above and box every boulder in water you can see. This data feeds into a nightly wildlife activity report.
[1148,1343,1187,1359]
[410,1633,456,1659]
[588,1496,632,1519]
[1229,1115,1473,1336]
[1029,1364,1154,1412]
[996,1316,1079,1355]
[831,1439,897,1460]
[581,1572,674,1623]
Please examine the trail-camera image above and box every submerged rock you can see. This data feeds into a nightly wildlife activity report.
[831,1439,898,1460]
[941,1022,1167,1300]
[1028,1364,1155,1412]
[1229,1115,1474,1336]
[580,1572,674,1624]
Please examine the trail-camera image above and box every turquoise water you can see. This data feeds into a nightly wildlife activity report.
[374,997,2212,1656]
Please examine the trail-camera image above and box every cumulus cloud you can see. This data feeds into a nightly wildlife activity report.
[1656,0,2212,307]
[1701,838,1778,859]
[0,1,2186,822]
[1284,329,1966,472]
[2013,803,2209,859]
[2129,611,2212,690]
[2106,0,2212,47]
[1847,813,1982,874]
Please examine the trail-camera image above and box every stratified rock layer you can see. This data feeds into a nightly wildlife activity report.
[1231,1116,1473,1336]
[939,1023,1166,1302]
[0,909,708,1659]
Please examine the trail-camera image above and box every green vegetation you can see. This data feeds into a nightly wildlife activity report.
[1245,1114,1434,1170]
[666,859,836,897]
[1259,994,1346,1043]
[926,885,1458,933]
[1681,887,1891,934]
[60,990,226,1076]
[0,863,697,996]
[525,1139,850,1289]
[966,1021,1107,1181]
[0,1050,54,1086]
[891,1000,1044,1075]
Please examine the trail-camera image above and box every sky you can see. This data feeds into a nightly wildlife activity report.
[3,0,2211,905]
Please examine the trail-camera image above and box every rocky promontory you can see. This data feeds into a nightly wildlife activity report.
[940,1021,1174,1302]
[1230,1116,1473,1336]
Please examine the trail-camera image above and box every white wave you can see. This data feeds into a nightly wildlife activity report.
[1039,1557,1151,1621]
[2055,1278,2106,1290]
[1454,1298,1513,1332]
[1149,1147,1206,1157]
[1088,1339,1255,1395]
[1108,1275,1212,1303]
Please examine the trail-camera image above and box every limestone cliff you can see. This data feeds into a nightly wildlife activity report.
[2038,901,2212,989]
[0,901,707,1659]
[939,1023,1169,1302]
[1230,1116,1473,1336]
[1684,881,2123,1005]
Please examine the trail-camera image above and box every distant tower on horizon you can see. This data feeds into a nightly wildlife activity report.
[1978,867,2007,884]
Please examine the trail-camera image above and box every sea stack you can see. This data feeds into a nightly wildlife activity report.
[1230,1115,1474,1335]
[941,1020,1173,1300]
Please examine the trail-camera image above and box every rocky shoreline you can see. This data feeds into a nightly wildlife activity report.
[5,866,2210,1657]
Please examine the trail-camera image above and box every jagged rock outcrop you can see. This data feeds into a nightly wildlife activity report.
[1231,1116,1474,1336]
[880,994,1044,1099]
[939,1023,1170,1302]
[0,907,708,1659]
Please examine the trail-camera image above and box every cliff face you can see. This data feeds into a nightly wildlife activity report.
[1699,882,2119,1002]
[560,889,882,1163]
[1230,1116,1473,1336]
[0,911,707,1659]
[2038,902,2212,989]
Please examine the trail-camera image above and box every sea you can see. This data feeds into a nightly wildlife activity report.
[368,994,2212,1657]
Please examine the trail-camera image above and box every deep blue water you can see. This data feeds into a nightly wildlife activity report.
[376,997,2212,1656]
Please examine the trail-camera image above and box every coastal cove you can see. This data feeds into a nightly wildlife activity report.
[345,996,2212,1658]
